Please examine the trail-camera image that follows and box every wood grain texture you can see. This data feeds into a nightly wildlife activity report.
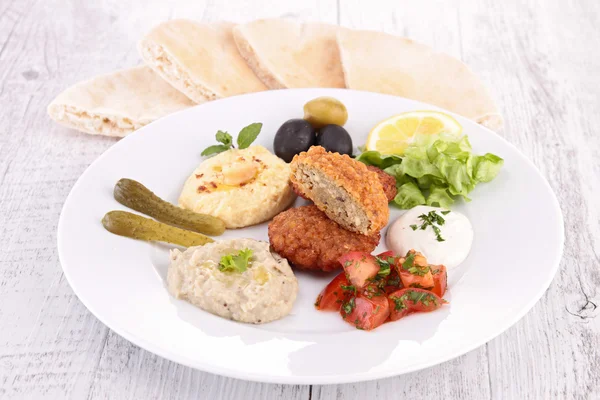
[0,0,598,399]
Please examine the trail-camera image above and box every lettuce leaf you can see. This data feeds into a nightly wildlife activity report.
[356,151,403,169]
[357,134,503,209]
[472,153,504,182]
[394,182,426,208]
[426,185,455,208]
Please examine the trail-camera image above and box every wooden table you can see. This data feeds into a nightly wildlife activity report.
[1,0,598,398]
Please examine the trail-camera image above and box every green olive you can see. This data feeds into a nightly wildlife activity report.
[303,97,348,129]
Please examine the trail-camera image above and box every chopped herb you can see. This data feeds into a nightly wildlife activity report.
[402,253,415,268]
[441,210,451,215]
[362,312,367,318]
[406,289,438,306]
[373,305,381,314]
[341,284,357,294]
[412,210,448,242]
[406,264,430,277]
[375,256,392,277]
[392,296,408,311]
[342,297,356,315]
[402,252,430,276]
[218,248,253,273]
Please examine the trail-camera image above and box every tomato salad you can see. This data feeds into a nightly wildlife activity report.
[315,249,448,331]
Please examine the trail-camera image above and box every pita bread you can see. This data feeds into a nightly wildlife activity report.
[337,29,503,131]
[47,66,194,137]
[233,19,345,89]
[138,20,267,102]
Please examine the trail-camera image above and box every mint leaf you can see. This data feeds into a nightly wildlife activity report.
[237,123,262,149]
[218,248,253,273]
[215,130,233,147]
[201,144,230,157]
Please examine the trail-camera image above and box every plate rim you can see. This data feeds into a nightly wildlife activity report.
[57,88,565,385]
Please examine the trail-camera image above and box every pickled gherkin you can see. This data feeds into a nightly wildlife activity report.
[114,178,225,236]
[102,211,213,247]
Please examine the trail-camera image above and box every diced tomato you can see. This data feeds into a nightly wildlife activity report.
[387,288,447,321]
[340,252,380,289]
[430,265,448,297]
[396,251,434,289]
[340,292,390,331]
[376,250,395,258]
[398,269,434,289]
[315,272,352,311]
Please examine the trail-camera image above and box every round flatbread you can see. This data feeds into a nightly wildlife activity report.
[337,28,503,131]
[138,19,268,103]
[47,66,194,137]
[233,19,346,89]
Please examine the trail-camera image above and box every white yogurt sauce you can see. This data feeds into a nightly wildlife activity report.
[386,205,473,270]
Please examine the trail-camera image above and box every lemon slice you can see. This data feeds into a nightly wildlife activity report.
[366,111,463,155]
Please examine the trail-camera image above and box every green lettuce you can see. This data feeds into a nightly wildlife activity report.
[355,151,403,169]
[357,134,503,209]
[394,182,426,209]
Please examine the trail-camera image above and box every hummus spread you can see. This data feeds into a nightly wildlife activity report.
[178,145,296,228]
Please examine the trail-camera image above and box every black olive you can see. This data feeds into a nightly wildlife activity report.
[315,124,353,156]
[273,119,316,162]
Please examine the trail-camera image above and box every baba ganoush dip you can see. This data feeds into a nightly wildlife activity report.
[167,238,298,324]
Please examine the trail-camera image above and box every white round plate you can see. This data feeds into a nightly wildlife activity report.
[58,89,564,384]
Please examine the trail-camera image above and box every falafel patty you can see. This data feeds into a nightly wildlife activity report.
[290,146,389,236]
[268,205,380,272]
[292,164,397,202]
[366,165,398,202]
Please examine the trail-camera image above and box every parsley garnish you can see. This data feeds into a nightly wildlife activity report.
[342,297,356,315]
[402,252,430,276]
[392,296,408,311]
[201,123,263,156]
[406,289,438,306]
[413,210,448,242]
[375,256,392,277]
[218,248,253,273]
[341,284,357,294]
[402,253,415,269]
